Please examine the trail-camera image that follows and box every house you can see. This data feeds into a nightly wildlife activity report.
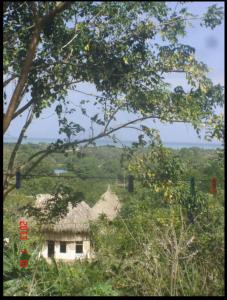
[37,186,121,262]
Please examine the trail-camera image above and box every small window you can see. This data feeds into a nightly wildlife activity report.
[76,241,83,253]
[60,241,66,253]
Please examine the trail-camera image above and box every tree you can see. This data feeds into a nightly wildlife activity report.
[3,2,224,199]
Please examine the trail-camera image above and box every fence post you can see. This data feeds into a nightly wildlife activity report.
[188,176,196,224]
[209,176,217,195]
[128,175,134,193]
[16,168,21,189]
[190,176,196,198]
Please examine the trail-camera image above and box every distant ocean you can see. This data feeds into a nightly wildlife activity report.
[4,137,223,149]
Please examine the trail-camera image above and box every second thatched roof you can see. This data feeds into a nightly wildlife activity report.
[90,186,121,221]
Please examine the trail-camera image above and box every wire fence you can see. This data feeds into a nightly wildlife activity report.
[3,171,224,194]
[3,171,224,181]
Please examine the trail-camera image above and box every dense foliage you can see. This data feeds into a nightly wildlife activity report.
[3,1,224,296]
[3,143,224,296]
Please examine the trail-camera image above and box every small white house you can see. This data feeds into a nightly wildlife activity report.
[37,186,121,262]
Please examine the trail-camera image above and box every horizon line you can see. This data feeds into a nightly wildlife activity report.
[4,136,222,145]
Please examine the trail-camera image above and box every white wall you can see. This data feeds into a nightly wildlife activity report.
[40,235,92,261]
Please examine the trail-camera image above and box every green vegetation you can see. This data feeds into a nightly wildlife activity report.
[3,143,224,296]
[3,1,224,296]
[4,144,124,206]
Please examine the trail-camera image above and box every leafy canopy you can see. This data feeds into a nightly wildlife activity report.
[3,2,224,198]
[4,2,224,136]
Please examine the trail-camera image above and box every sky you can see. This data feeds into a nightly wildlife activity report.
[5,2,224,144]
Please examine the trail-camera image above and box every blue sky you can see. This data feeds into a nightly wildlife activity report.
[5,2,224,144]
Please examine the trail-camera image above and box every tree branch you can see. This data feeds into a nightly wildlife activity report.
[3,75,18,87]
[3,1,72,134]
[103,105,124,133]
[61,6,105,50]
[4,11,41,134]
[12,80,81,120]
[4,110,34,193]
[41,2,72,25]
[12,99,34,120]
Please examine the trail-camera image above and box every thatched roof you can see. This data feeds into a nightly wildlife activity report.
[38,186,121,234]
[43,201,91,234]
[90,186,121,221]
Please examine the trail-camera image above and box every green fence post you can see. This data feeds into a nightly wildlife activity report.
[128,175,134,193]
[188,176,196,224]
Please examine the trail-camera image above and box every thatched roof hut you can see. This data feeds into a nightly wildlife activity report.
[37,186,121,261]
[37,186,121,235]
